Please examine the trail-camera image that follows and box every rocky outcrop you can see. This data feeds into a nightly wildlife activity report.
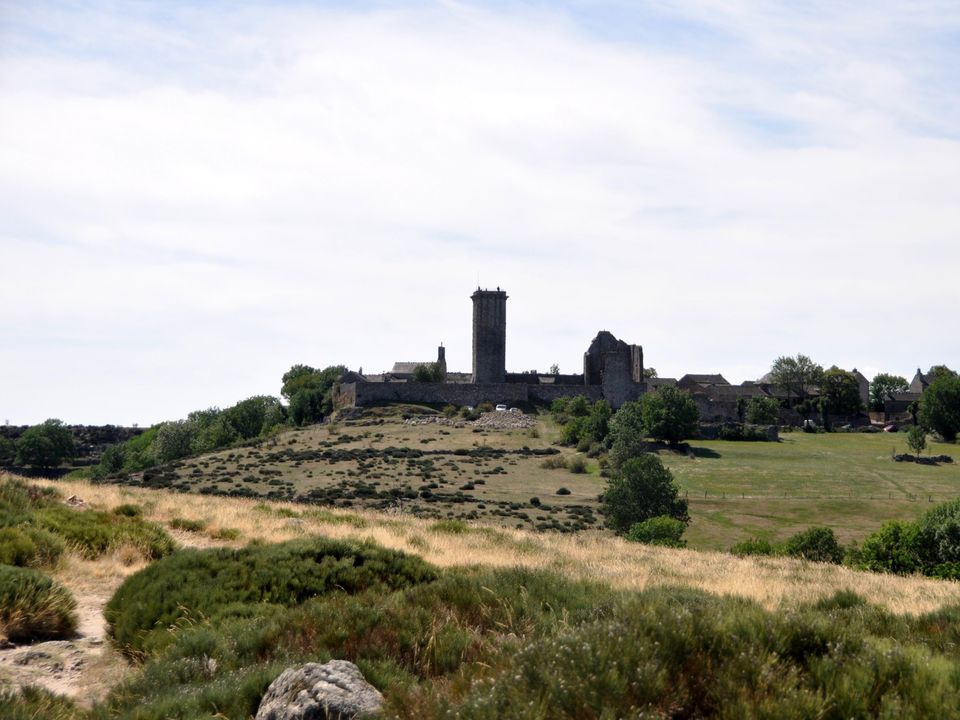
[255,660,383,720]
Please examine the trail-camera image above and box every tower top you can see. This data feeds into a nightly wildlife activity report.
[472,287,508,299]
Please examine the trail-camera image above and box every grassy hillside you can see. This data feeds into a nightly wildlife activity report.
[106,405,960,550]
[6,474,960,718]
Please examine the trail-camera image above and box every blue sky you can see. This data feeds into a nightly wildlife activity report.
[1,1,959,425]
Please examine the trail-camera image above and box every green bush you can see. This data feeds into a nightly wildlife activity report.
[0,526,65,567]
[168,517,208,532]
[112,503,144,518]
[858,521,923,574]
[0,565,77,643]
[730,537,776,557]
[0,687,80,720]
[782,526,843,564]
[567,456,587,474]
[106,537,438,656]
[602,454,688,534]
[625,515,686,547]
[33,505,176,560]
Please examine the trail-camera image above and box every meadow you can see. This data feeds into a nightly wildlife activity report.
[6,473,960,718]
[112,405,960,551]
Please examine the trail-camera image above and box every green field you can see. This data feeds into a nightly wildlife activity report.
[664,432,960,549]
[119,407,959,551]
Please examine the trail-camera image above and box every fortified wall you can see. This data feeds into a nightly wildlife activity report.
[333,287,645,410]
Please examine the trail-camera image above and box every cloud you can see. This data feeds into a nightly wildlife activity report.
[1,1,958,424]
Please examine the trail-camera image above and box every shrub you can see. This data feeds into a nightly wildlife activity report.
[540,455,568,470]
[602,454,689,534]
[568,456,588,474]
[556,487,571,495]
[33,505,176,560]
[625,516,686,547]
[782,527,843,564]
[112,503,144,518]
[0,526,65,567]
[745,396,780,425]
[858,521,923,574]
[730,537,776,557]
[169,517,208,532]
[106,538,438,656]
[0,565,77,643]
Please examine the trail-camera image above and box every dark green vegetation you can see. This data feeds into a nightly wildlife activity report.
[919,374,960,442]
[0,564,77,643]
[106,537,436,657]
[624,515,687,547]
[0,478,175,565]
[871,373,909,411]
[13,538,960,717]
[12,419,75,471]
[856,498,960,578]
[732,526,844,564]
[601,454,689,534]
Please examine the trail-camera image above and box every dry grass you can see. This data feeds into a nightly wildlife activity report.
[15,473,960,616]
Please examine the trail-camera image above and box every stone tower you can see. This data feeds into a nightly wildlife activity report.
[471,288,507,384]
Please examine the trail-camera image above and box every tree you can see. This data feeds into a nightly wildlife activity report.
[0,436,15,466]
[549,363,560,375]
[290,388,327,427]
[927,365,958,384]
[607,401,647,469]
[768,354,824,403]
[919,375,960,442]
[640,387,699,446]
[411,363,445,383]
[643,367,658,379]
[14,419,75,471]
[870,373,908,412]
[745,396,780,425]
[820,367,863,419]
[281,364,345,400]
[153,420,197,463]
[225,396,284,440]
[602,454,689,534]
[907,426,927,461]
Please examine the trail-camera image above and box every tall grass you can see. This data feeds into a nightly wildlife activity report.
[0,564,77,643]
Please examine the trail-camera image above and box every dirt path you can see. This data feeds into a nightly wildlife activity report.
[0,530,217,704]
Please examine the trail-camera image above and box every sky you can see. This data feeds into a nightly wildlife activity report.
[1,0,958,426]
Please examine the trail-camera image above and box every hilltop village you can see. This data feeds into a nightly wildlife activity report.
[334,287,920,423]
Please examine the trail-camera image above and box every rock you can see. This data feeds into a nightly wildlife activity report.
[256,660,383,720]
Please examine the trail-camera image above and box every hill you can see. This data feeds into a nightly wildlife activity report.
[100,405,960,550]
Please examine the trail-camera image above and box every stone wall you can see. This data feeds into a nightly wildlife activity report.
[339,382,604,409]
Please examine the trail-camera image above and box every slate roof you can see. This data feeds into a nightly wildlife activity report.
[679,373,730,386]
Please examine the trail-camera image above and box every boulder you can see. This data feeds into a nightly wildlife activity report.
[256,660,383,720]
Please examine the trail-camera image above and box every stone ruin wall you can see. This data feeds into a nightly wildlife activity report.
[337,381,604,409]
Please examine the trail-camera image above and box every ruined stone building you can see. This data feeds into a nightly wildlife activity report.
[333,287,878,423]
[334,288,648,409]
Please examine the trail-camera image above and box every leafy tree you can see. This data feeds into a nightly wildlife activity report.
[870,373,908,412]
[411,363,445,383]
[820,367,863,418]
[607,401,646,470]
[602,454,689,534]
[640,387,699,446]
[549,363,560,375]
[927,365,958,384]
[290,388,327,427]
[192,415,237,454]
[768,354,823,402]
[919,375,960,441]
[153,420,197,463]
[225,396,283,440]
[281,364,345,401]
[745,396,780,425]
[15,420,75,471]
[0,436,15,466]
[906,426,927,460]
[643,367,658,379]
